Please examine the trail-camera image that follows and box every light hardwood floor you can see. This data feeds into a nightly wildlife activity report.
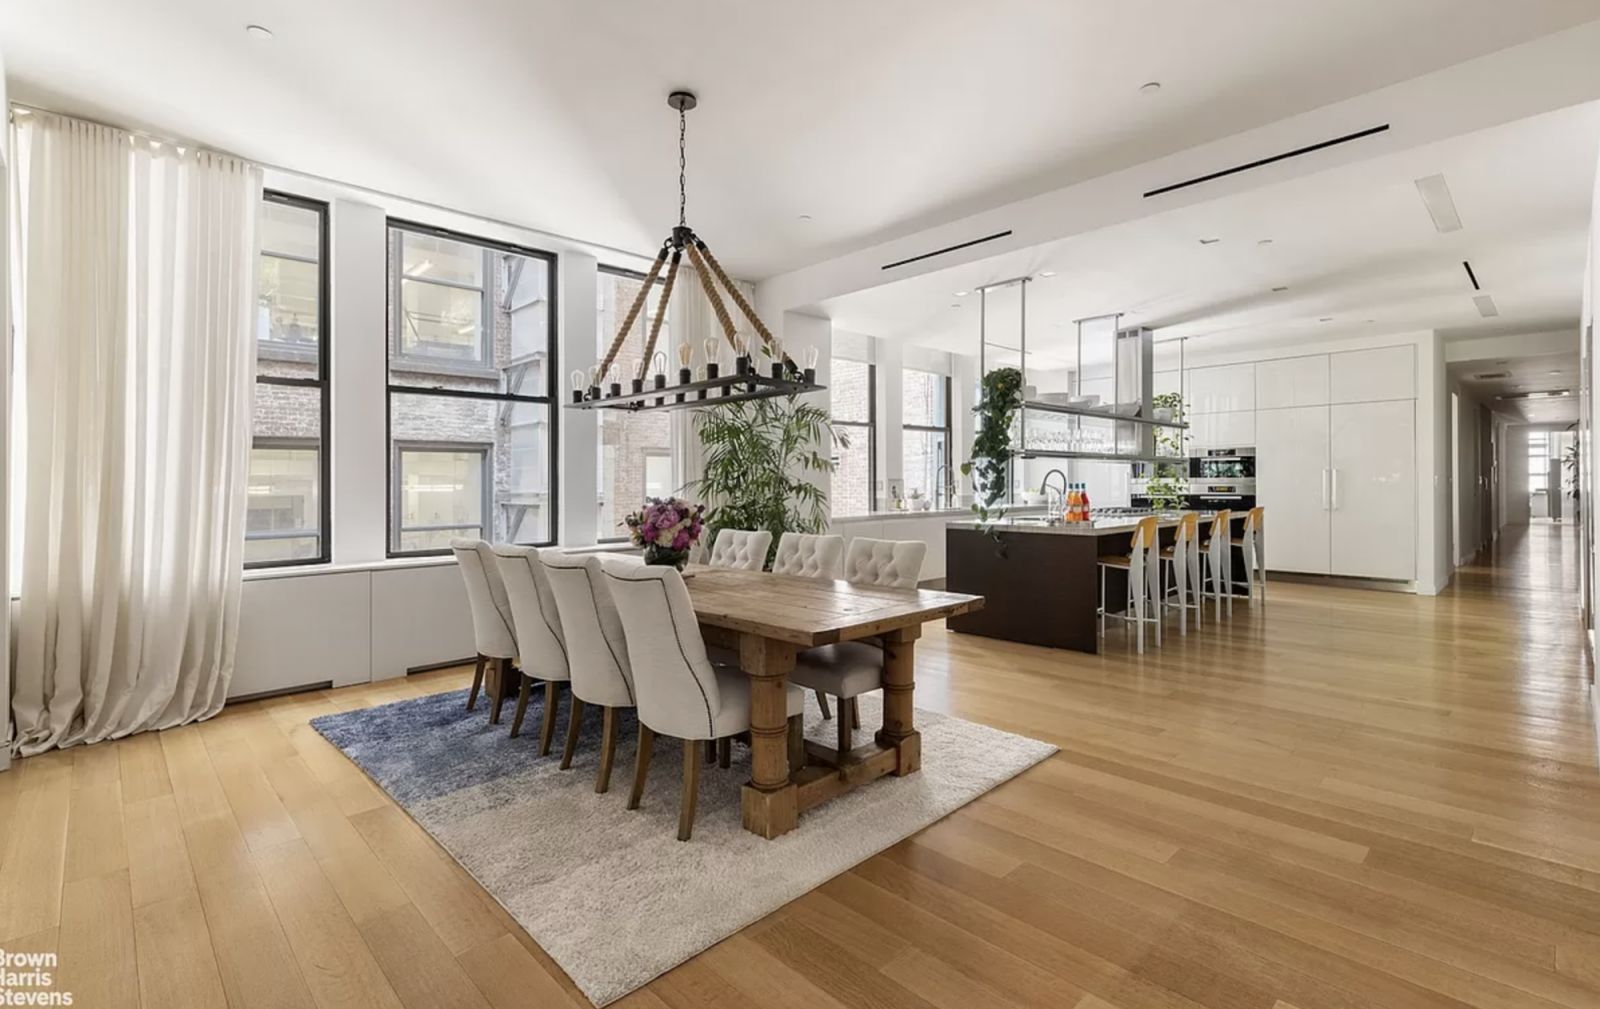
[2,522,1598,1008]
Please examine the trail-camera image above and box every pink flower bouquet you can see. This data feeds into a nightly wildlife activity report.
[624,497,706,569]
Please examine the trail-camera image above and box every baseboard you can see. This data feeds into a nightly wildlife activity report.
[1265,571,1417,594]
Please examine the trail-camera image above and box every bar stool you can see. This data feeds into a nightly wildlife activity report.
[1197,510,1233,621]
[1158,512,1204,634]
[1232,506,1266,607]
[1098,516,1162,653]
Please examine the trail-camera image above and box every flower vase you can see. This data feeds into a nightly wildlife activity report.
[644,545,689,570]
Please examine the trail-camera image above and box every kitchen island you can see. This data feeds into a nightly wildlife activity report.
[945,513,1247,652]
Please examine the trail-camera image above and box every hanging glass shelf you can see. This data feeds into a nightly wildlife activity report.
[1021,400,1188,430]
[1018,450,1184,464]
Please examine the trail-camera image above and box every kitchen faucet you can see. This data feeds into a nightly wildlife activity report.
[1040,469,1068,515]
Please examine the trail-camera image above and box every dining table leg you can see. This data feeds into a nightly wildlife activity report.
[738,632,799,839]
[874,625,922,776]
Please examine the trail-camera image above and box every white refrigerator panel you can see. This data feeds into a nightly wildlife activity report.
[1254,406,1331,575]
[1330,400,1416,580]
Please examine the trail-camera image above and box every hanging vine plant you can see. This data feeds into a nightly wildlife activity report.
[960,366,1025,536]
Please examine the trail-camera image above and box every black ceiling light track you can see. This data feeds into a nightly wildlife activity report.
[1462,260,1482,291]
[1143,124,1391,199]
[881,230,1013,271]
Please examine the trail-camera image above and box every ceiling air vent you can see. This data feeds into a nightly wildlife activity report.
[1142,124,1390,199]
[880,230,1013,271]
[1471,371,1512,380]
[1473,294,1499,318]
[1462,260,1481,290]
[1415,175,1463,233]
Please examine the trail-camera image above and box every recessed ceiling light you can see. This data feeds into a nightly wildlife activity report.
[245,24,273,40]
[1318,317,1334,323]
[1362,319,1376,324]
[1257,239,1273,246]
[949,303,961,309]
[953,290,968,297]
[797,213,812,221]
[1549,369,1563,375]
[1039,270,1056,278]
[1139,81,1162,95]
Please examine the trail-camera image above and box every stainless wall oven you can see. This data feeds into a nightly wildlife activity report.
[1189,448,1256,481]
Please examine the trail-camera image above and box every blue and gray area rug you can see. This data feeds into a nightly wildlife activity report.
[313,687,1055,1006]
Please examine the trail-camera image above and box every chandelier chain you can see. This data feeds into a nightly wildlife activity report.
[678,107,687,228]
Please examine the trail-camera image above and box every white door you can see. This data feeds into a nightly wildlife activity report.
[1255,406,1331,574]
[1330,400,1415,580]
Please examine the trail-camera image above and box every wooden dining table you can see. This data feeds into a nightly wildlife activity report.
[682,565,984,838]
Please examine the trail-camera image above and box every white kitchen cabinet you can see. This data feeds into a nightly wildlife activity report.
[1255,355,1329,409]
[1254,406,1331,575]
[1185,363,1256,414]
[1153,370,1182,399]
[1330,345,1415,404]
[1188,410,1255,451]
[1330,400,1415,580]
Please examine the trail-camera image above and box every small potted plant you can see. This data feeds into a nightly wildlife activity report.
[624,497,706,570]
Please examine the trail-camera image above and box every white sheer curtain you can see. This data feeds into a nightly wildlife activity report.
[9,112,260,755]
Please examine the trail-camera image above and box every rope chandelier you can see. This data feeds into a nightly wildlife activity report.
[572,91,819,411]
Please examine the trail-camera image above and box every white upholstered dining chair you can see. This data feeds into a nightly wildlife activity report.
[841,537,927,589]
[451,539,519,724]
[707,528,773,571]
[540,551,638,791]
[600,558,805,840]
[491,545,570,748]
[770,532,845,580]
[792,536,928,753]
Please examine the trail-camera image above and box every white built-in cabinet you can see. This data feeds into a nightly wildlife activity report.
[1185,363,1255,414]
[1188,411,1255,450]
[1252,345,1416,582]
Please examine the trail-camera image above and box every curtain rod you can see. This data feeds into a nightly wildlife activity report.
[8,100,660,267]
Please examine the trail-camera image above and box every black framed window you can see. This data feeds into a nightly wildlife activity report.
[902,368,953,509]
[247,192,330,567]
[596,264,676,541]
[386,220,557,557]
[830,357,876,517]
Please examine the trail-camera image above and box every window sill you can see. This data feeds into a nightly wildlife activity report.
[242,555,456,582]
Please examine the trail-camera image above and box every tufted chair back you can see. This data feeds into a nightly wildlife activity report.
[707,528,772,571]
[771,533,845,580]
[842,537,927,589]
[490,545,569,681]
[600,558,722,740]
[541,551,636,709]
[451,539,517,659]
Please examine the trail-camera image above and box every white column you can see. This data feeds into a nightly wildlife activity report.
[877,338,904,509]
[559,252,599,546]
[779,311,834,512]
[329,199,389,564]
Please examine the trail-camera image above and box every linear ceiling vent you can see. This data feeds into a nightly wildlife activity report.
[1473,294,1499,318]
[880,230,1013,271]
[1415,174,1463,233]
[1472,370,1512,380]
[1142,124,1390,199]
[1499,390,1570,400]
[1462,260,1481,290]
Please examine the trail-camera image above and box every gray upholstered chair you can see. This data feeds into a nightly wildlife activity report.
[491,545,570,748]
[706,528,772,571]
[451,539,519,724]
[600,558,805,840]
[770,532,845,580]
[793,537,928,752]
[541,551,638,791]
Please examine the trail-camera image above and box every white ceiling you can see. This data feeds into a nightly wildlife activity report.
[4,1,1598,278]
[817,101,1600,365]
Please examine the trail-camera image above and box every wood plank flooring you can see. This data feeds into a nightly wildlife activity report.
[1,522,1597,1008]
